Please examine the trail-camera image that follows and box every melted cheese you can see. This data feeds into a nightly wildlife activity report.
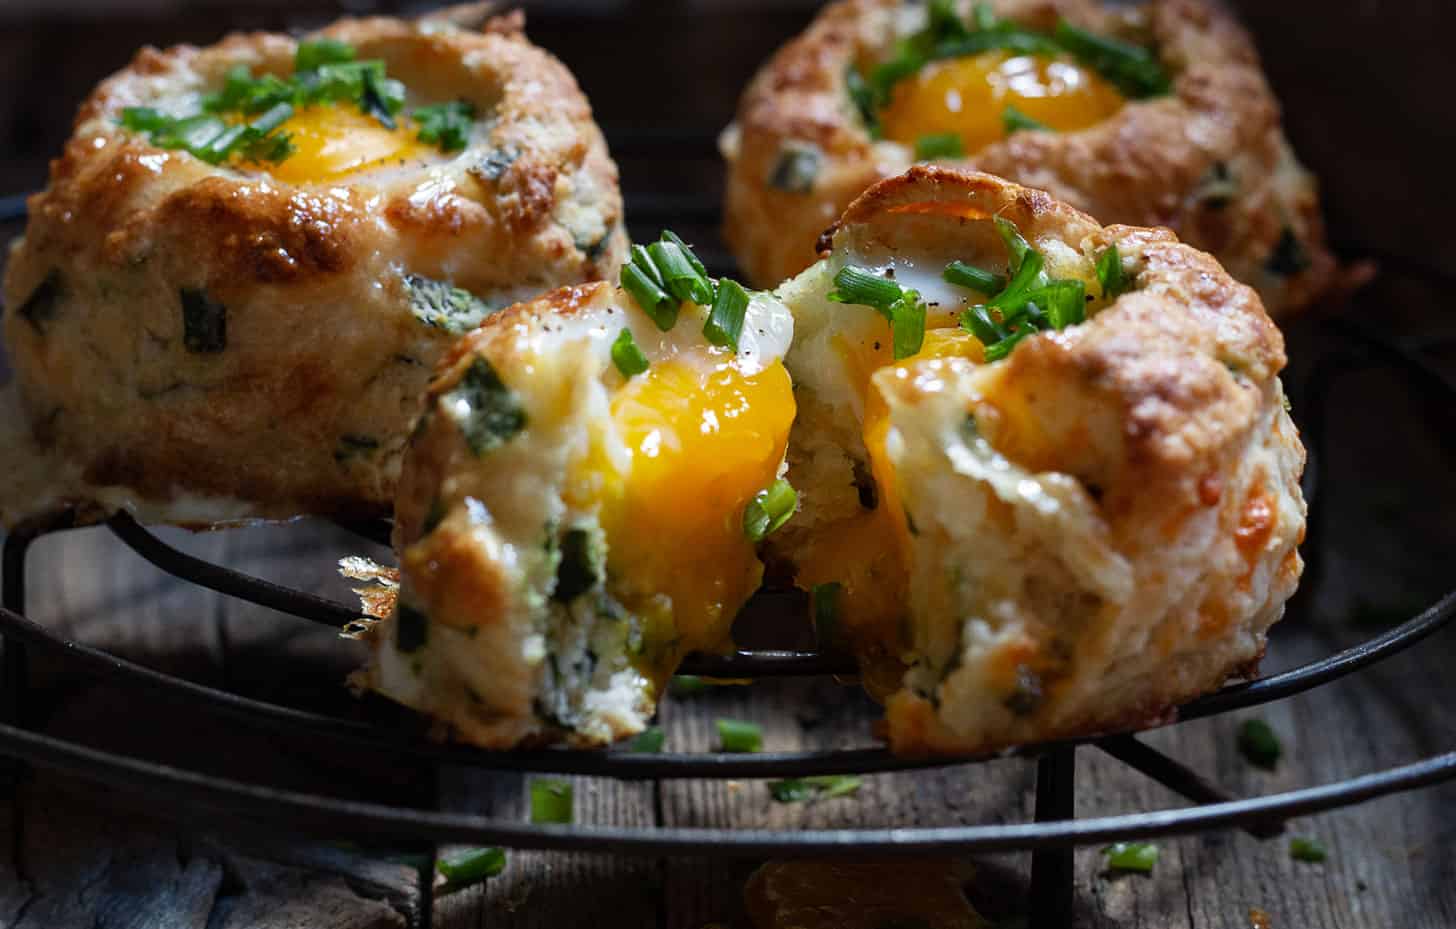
[260,106,435,184]
[881,51,1124,156]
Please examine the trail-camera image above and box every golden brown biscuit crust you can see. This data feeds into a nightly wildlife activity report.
[723,0,1334,317]
[2,11,625,526]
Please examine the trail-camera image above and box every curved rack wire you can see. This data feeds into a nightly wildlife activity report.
[3,178,1455,927]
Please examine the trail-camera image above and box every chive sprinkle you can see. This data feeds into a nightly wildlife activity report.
[1002,104,1050,134]
[829,265,903,309]
[1096,244,1129,299]
[1103,842,1159,873]
[436,847,506,888]
[611,328,650,378]
[1289,837,1328,863]
[529,779,574,824]
[704,278,749,351]
[648,240,715,306]
[914,132,965,160]
[944,260,1007,296]
[661,230,709,278]
[1238,719,1282,770]
[621,261,679,331]
[716,718,763,753]
[743,479,797,542]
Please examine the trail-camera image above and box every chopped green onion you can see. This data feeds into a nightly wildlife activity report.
[436,847,506,887]
[1103,842,1159,873]
[972,2,998,32]
[119,107,169,133]
[627,726,666,753]
[828,266,903,310]
[661,230,709,278]
[961,304,1006,345]
[743,479,797,542]
[1002,104,1050,134]
[914,132,965,160]
[716,718,763,753]
[982,328,1031,362]
[889,292,926,359]
[647,240,715,306]
[846,66,880,137]
[295,37,356,72]
[811,581,842,649]
[529,779,574,824]
[611,327,650,379]
[1053,20,1171,99]
[621,262,680,332]
[994,216,1035,272]
[990,249,1047,310]
[1289,837,1328,863]
[413,100,476,152]
[1237,719,1282,770]
[943,261,1007,296]
[768,774,862,803]
[704,278,749,351]
[1019,279,1086,329]
[1096,244,1129,299]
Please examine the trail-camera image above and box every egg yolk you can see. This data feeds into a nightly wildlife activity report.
[879,51,1125,156]
[258,106,435,184]
[600,357,796,672]
[792,318,986,686]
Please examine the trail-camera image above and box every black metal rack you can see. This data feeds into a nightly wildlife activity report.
[2,191,1455,929]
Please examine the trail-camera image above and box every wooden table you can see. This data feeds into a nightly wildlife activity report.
[3,3,1456,926]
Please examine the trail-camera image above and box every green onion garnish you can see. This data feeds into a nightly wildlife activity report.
[1289,837,1328,863]
[413,100,476,153]
[611,327,650,379]
[1053,20,1171,99]
[768,774,862,803]
[994,216,1036,272]
[716,718,763,753]
[627,726,665,753]
[436,847,506,887]
[1103,842,1159,873]
[811,581,842,649]
[891,293,926,359]
[1237,719,1282,769]
[914,132,965,160]
[529,779,574,824]
[295,37,356,72]
[743,478,797,542]
[943,261,1007,296]
[829,265,903,309]
[670,675,708,696]
[621,262,680,332]
[661,230,709,278]
[648,240,715,306]
[1002,104,1050,134]
[1096,244,1129,299]
[704,278,749,351]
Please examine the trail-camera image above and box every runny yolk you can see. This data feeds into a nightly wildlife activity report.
[792,319,986,690]
[601,357,796,671]
[879,50,1125,156]
[259,106,435,184]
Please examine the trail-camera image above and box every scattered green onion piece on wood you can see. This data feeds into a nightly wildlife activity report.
[1103,842,1159,873]
[743,479,797,542]
[437,847,506,888]
[627,726,665,753]
[1289,837,1328,863]
[914,132,965,160]
[716,718,763,753]
[768,774,862,803]
[647,240,715,305]
[529,779,574,824]
[611,328,650,378]
[704,278,749,351]
[1002,104,1050,133]
[670,675,708,696]
[943,261,1007,295]
[1237,718,1282,769]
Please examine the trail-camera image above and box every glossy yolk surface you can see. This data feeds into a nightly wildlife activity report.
[793,320,985,690]
[880,50,1125,156]
[259,106,435,184]
[601,356,796,670]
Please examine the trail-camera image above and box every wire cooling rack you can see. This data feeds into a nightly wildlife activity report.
[2,186,1455,929]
